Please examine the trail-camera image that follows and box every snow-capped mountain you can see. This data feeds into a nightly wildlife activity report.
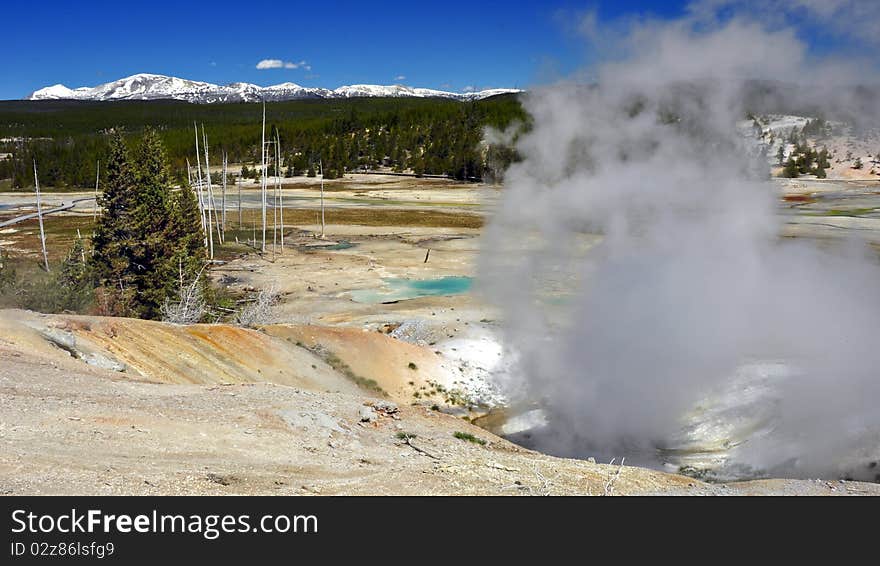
[27,74,521,103]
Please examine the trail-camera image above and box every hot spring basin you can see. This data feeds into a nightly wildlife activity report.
[303,240,356,251]
[350,276,473,304]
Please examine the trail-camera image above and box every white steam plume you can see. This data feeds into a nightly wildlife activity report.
[479,11,880,480]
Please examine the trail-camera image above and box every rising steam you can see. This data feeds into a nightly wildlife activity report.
[480,6,880,480]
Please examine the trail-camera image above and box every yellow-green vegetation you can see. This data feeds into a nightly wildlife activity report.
[316,349,386,395]
[425,379,473,407]
[196,207,483,239]
[270,207,483,229]
[453,431,486,445]
[0,231,93,313]
[0,216,95,262]
[817,208,876,217]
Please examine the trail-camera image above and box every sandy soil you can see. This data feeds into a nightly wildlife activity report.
[3,310,877,496]
[3,176,880,495]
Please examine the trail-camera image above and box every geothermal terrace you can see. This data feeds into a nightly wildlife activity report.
[1,174,879,494]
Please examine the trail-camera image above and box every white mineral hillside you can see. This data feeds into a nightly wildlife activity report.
[741,114,880,180]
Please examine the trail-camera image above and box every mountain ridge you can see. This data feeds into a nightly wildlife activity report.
[27,73,521,103]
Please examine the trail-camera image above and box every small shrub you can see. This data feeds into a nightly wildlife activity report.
[0,250,16,290]
[453,431,486,445]
[235,285,279,327]
[319,349,385,395]
[161,278,206,324]
[1,250,93,314]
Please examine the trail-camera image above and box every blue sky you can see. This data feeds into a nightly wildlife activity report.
[1,0,693,99]
[3,0,867,100]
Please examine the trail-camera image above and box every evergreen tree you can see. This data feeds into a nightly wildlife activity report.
[781,157,799,178]
[91,129,204,319]
[799,148,814,174]
[2,94,528,191]
[91,129,138,315]
[129,128,176,318]
[168,183,205,293]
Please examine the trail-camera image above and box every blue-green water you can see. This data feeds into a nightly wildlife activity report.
[302,240,356,251]
[350,276,473,303]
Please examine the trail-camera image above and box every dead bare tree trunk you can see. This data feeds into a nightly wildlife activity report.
[194,124,212,259]
[221,151,228,235]
[202,125,223,245]
[93,160,100,223]
[187,158,207,237]
[260,101,267,254]
[276,130,284,251]
[237,173,242,229]
[272,131,278,261]
[319,159,325,239]
[32,160,49,272]
[76,229,86,263]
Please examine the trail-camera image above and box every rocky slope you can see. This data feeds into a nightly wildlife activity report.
[1,309,877,496]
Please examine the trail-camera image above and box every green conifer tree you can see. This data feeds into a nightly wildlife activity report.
[129,127,176,318]
[168,183,206,292]
[91,129,137,315]
[781,157,800,178]
[92,128,204,319]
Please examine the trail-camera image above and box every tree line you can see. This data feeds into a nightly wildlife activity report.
[0,129,206,320]
[0,95,526,188]
[775,122,831,179]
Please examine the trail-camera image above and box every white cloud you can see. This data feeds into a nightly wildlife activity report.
[394,75,406,81]
[462,85,477,93]
[256,59,283,69]
[256,59,312,71]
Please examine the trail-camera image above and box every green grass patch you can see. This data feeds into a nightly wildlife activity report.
[809,208,876,217]
[453,431,486,446]
[319,350,385,395]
